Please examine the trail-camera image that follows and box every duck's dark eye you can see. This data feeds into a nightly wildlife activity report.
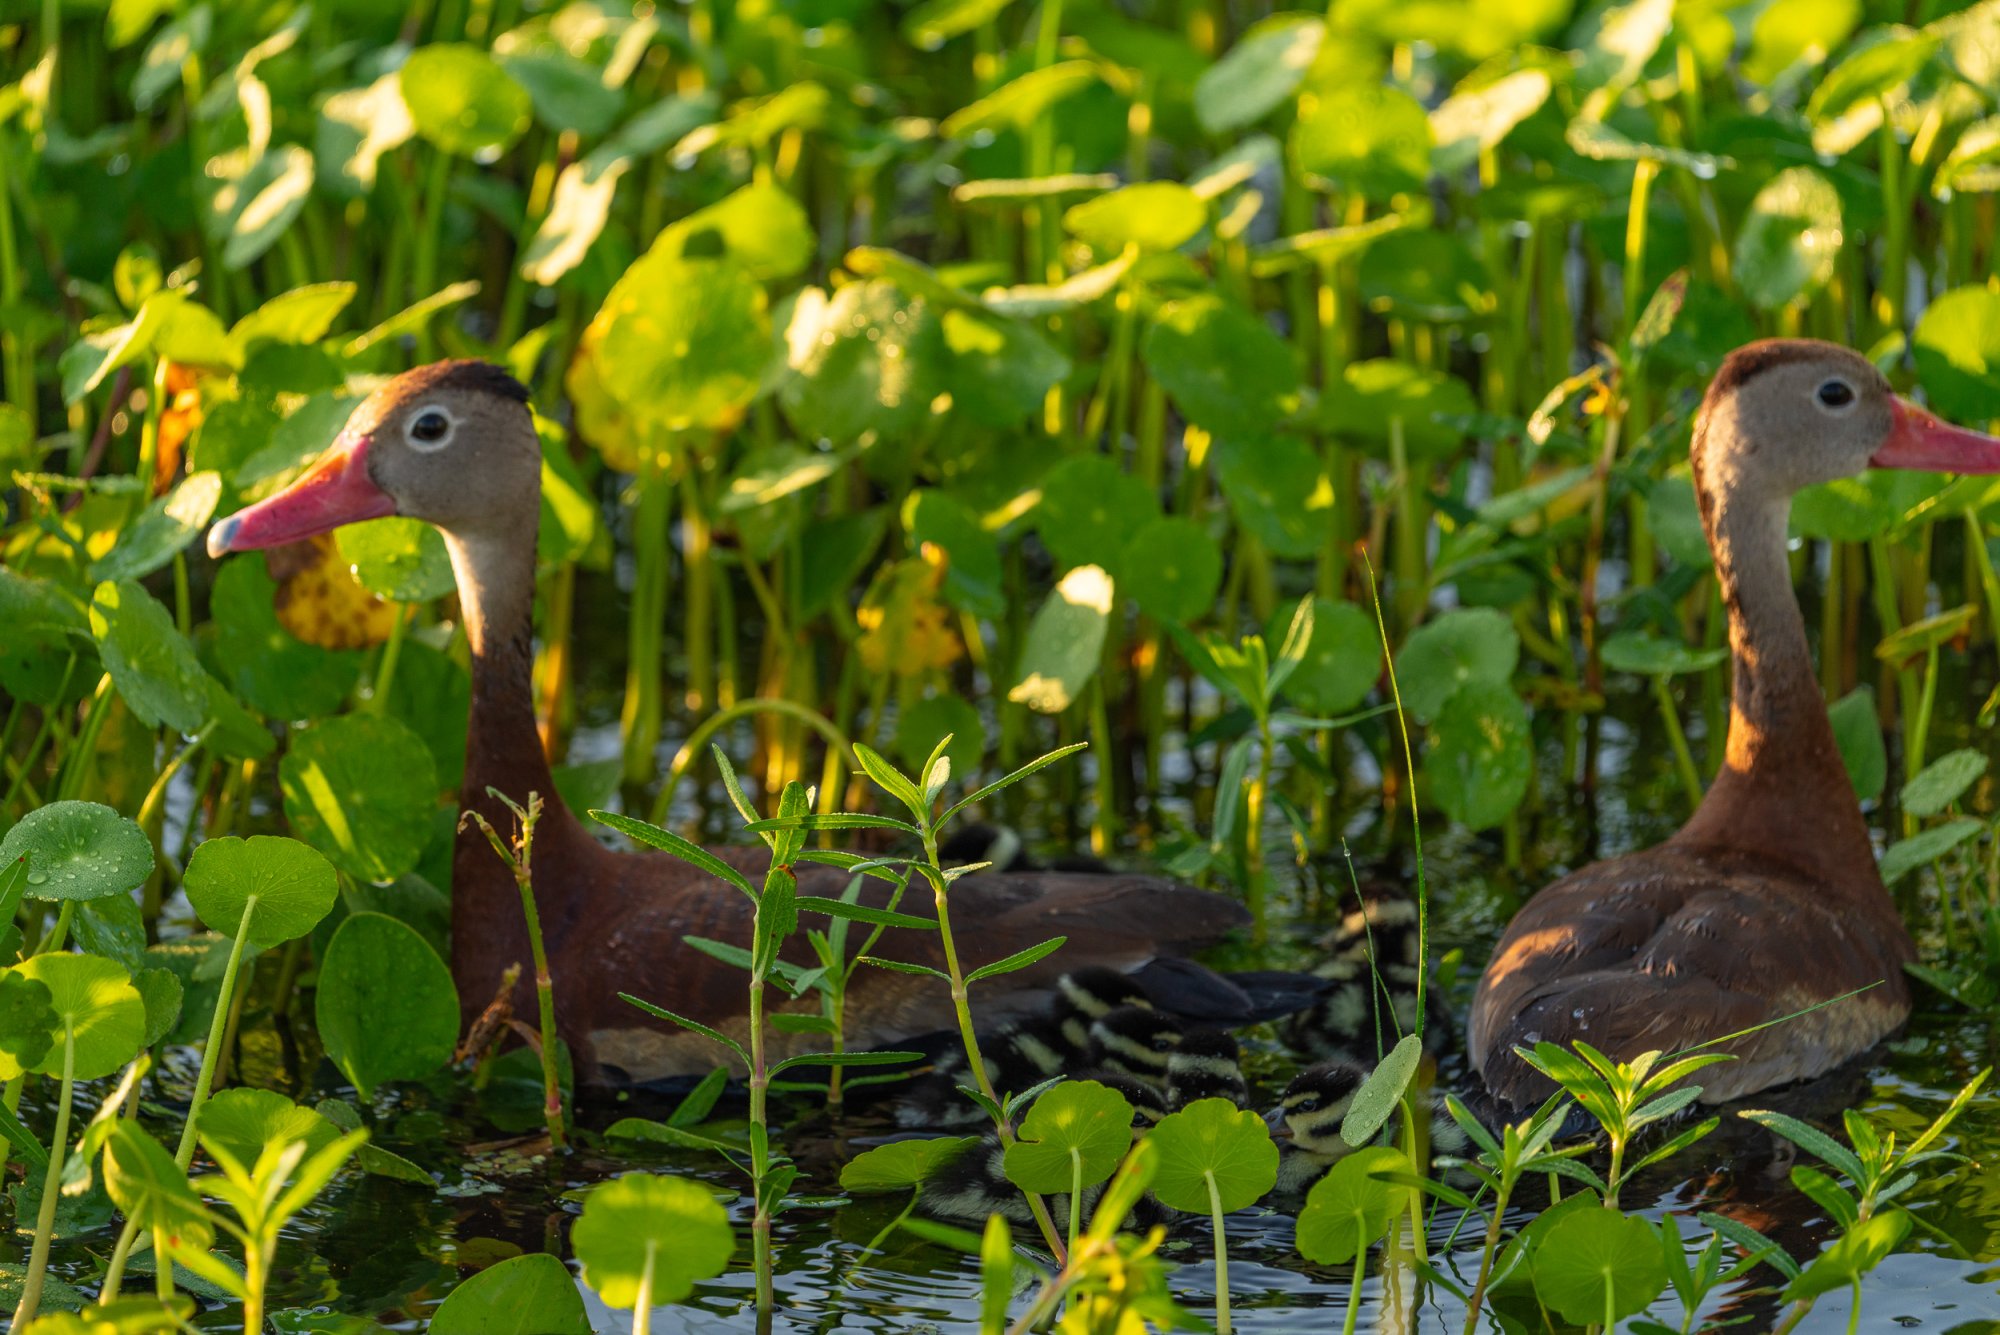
[1817,379,1855,408]
[410,410,451,443]
[1297,1097,1320,1113]
[1153,1036,1175,1052]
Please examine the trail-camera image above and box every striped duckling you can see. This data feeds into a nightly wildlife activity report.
[1086,1005,1185,1087]
[1268,1060,1366,1198]
[1286,886,1426,1061]
[919,1072,1169,1228]
[1164,1028,1250,1110]
[897,968,1155,1128]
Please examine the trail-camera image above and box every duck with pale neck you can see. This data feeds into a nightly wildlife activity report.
[207,361,1255,1088]
[1470,339,2000,1110]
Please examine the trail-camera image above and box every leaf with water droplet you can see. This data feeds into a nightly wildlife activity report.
[0,801,154,904]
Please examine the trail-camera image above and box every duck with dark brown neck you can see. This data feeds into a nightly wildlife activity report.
[208,361,1251,1087]
[1470,340,2000,1110]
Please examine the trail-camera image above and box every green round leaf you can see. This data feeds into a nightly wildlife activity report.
[1734,168,1842,312]
[430,1252,593,1335]
[400,44,532,157]
[209,557,361,721]
[1913,286,2000,424]
[335,518,456,603]
[1599,631,1728,677]
[1063,182,1205,253]
[1194,15,1324,134]
[1123,516,1223,624]
[573,1172,734,1308]
[0,971,56,1072]
[196,1087,338,1172]
[315,912,459,1099]
[941,309,1071,430]
[596,255,770,433]
[1212,433,1333,559]
[1142,295,1299,436]
[1828,686,1887,801]
[1394,608,1520,721]
[0,801,153,904]
[1340,1034,1424,1146]
[904,490,1004,617]
[385,639,471,792]
[280,714,439,882]
[91,579,208,733]
[1320,358,1478,459]
[134,967,183,1048]
[183,835,337,946]
[1428,680,1532,832]
[1146,1097,1278,1215]
[1531,1208,1668,1326]
[1036,455,1161,577]
[1357,231,1494,323]
[895,695,985,779]
[1430,69,1552,174]
[1002,1081,1138,1195]
[216,146,315,270]
[1903,748,1988,819]
[90,471,222,584]
[1293,82,1433,199]
[1009,566,1113,714]
[498,50,623,138]
[780,281,946,447]
[1295,1146,1411,1264]
[840,1136,980,1193]
[1271,597,1379,715]
[655,182,815,284]
[19,952,146,1080]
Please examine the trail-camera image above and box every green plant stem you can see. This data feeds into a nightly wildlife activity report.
[1652,676,1703,814]
[54,673,117,802]
[12,1031,73,1330]
[175,897,257,1167]
[749,963,773,1314]
[0,131,30,414]
[1339,1244,1364,1335]
[368,602,413,714]
[683,468,716,716]
[621,466,672,785]
[1877,106,1906,333]
[1244,727,1273,944]
[632,1242,657,1335]
[413,148,454,357]
[1207,1172,1233,1335]
[1459,1195,1509,1335]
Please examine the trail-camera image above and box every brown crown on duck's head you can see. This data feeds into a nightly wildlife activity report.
[206,360,536,558]
[1692,338,2000,499]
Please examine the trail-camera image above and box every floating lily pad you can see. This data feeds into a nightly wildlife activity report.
[184,835,337,948]
[1145,1097,1277,1214]
[401,43,532,157]
[572,1172,735,1308]
[0,802,154,904]
[429,1252,592,1335]
[279,714,439,882]
[316,912,459,1099]
[1142,295,1298,435]
[91,579,209,733]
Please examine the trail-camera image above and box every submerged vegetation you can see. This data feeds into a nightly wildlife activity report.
[2,0,2000,1329]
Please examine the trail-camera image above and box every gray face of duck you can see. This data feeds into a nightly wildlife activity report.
[1274,1061,1366,1157]
[1087,1006,1183,1084]
[1165,1028,1249,1110]
[1052,967,1152,1056]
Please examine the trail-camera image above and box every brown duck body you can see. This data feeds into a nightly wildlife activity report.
[1469,340,2000,1109]
[212,361,1247,1087]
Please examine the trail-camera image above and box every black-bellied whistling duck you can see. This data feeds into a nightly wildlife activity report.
[204,361,1249,1087]
[1471,340,2000,1110]
[1164,1028,1249,1110]
[1086,1006,1186,1086]
[1267,1060,1364,1197]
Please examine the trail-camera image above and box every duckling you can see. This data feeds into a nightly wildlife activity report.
[897,969,1157,1128]
[919,1073,1167,1229]
[1164,1029,1249,1110]
[1286,884,1430,1060]
[1268,1060,1365,1198]
[1087,1006,1185,1086]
